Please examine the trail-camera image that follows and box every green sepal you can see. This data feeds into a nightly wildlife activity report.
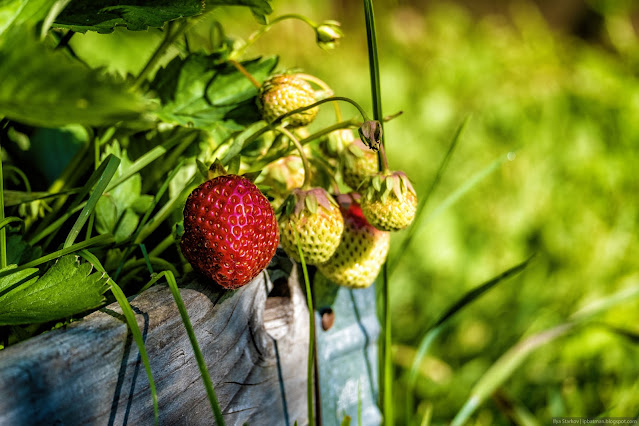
[207,158,228,180]
[196,159,210,179]
[372,175,382,191]
[242,170,262,183]
[305,193,318,215]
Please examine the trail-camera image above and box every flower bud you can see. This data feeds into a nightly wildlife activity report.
[315,21,344,50]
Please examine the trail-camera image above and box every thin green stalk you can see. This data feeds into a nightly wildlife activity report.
[361,0,392,422]
[405,256,534,421]
[161,270,226,425]
[362,0,388,172]
[0,153,6,269]
[78,250,159,425]
[277,126,312,189]
[149,234,175,257]
[294,228,315,426]
[388,118,468,276]
[64,155,121,248]
[134,172,199,244]
[245,119,359,173]
[275,96,371,126]
[450,275,639,425]
[230,14,318,60]
[382,262,392,425]
[0,234,113,279]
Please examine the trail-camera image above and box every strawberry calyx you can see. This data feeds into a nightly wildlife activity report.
[364,170,416,204]
[279,187,339,224]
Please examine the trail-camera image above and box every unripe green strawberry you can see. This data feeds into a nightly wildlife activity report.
[257,74,318,127]
[319,128,355,159]
[180,174,279,289]
[341,139,378,190]
[318,194,390,289]
[278,188,344,265]
[361,171,418,231]
[258,155,305,207]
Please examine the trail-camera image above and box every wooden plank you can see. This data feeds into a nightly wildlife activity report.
[0,263,310,425]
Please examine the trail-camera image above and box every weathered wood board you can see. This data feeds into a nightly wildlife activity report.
[0,263,311,425]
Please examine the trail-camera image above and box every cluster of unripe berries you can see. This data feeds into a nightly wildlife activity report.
[180,74,417,290]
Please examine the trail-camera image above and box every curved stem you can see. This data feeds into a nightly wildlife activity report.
[275,96,371,126]
[231,14,318,60]
[277,126,312,189]
[228,59,261,89]
[295,73,343,121]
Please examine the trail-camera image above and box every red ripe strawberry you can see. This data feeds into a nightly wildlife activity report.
[180,174,279,289]
[318,194,390,288]
[278,187,344,265]
[361,171,418,232]
[257,74,318,127]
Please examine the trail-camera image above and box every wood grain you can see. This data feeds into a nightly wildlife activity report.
[0,263,310,426]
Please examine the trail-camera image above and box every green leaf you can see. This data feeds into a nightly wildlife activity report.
[0,26,149,127]
[64,153,121,248]
[6,234,42,265]
[0,255,109,325]
[0,0,58,36]
[210,0,272,24]
[0,265,38,294]
[53,0,204,33]
[94,143,149,243]
[152,54,277,136]
[114,208,140,243]
[130,194,154,214]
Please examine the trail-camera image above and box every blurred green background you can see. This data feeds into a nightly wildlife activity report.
[69,0,639,423]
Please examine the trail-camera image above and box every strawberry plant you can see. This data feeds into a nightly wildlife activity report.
[0,0,418,424]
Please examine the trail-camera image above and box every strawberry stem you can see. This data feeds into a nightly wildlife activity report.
[230,14,318,60]
[363,0,390,174]
[275,96,372,124]
[296,73,343,122]
[362,0,393,423]
[277,126,313,189]
[293,227,316,426]
[228,59,262,89]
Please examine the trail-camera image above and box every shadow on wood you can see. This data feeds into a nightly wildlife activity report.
[0,263,310,425]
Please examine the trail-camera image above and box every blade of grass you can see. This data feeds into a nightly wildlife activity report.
[423,151,516,226]
[451,279,639,426]
[406,255,534,422]
[64,154,120,248]
[388,118,468,275]
[105,132,194,193]
[134,171,200,244]
[113,160,185,281]
[160,270,225,426]
[293,228,315,426]
[392,150,516,280]
[78,250,159,425]
[28,154,120,245]
[0,234,113,278]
